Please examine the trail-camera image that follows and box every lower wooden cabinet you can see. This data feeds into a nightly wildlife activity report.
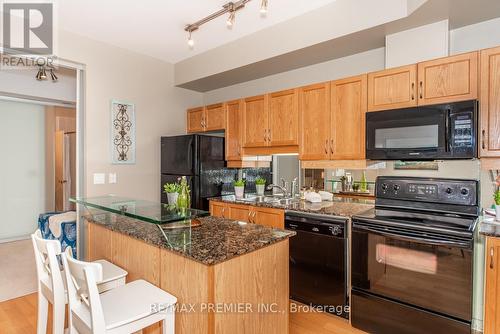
[209,201,284,229]
[486,236,500,334]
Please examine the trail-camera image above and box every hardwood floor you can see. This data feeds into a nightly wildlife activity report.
[0,293,366,334]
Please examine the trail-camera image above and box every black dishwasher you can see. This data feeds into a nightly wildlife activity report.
[285,211,349,319]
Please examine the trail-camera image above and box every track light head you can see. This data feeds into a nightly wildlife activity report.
[49,68,58,82]
[226,10,235,28]
[260,0,268,15]
[187,30,195,48]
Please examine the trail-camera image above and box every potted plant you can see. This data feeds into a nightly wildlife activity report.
[163,182,180,205]
[495,189,500,220]
[255,177,266,196]
[233,179,245,198]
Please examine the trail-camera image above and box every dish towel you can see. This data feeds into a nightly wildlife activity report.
[304,191,322,203]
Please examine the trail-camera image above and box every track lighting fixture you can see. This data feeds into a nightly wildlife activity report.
[187,30,195,48]
[35,66,58,82]
[185,0,269,48]
[260,0,268,14]
[226,10,235,27]
[49,68,58,82]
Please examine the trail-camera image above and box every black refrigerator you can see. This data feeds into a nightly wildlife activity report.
[160,135,225,210]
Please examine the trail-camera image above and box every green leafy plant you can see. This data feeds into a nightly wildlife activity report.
[163,182,180,194]
[255,177,266,185]
[233,179,245,187]
[495,189,500,206]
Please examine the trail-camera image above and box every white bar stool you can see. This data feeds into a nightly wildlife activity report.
[31,230,128,334]
[62,247,177,334]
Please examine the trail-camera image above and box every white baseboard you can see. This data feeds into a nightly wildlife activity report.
[0,235,30,244]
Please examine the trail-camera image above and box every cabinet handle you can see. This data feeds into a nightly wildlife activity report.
[482,130,486,150]
[491,247,495,269]
[411,82,415,100]
[248,211,252,223]
[419,81,423,99]
[253,211,257,223]
[221,207,225,218]
[325,140,328,154]
[330,139,334,154]
[264,129,267,142]
[268,129,272,142]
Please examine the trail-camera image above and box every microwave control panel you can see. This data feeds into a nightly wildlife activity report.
[450,111,474,150]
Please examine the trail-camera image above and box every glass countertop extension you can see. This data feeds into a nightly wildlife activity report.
[70,195,209,225]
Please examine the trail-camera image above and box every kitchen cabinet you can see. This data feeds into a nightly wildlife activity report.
[330,74,368,160]
[186,107,205,133]
[225,99,243,161]
[485,236,500,334]
[418,51,478,106]
[209,201,284,229]
[480,46,500,158]
[210,201,227,218]
[367,64,417,112]
[204,103,226,131]
[268,89,299,146]
[252,206,284,229]
[299,82,331,160]
[186,104,225,133]
[243,95,268,148]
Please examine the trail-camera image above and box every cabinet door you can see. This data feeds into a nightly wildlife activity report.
[299,83,331,160]
[480,47,500,157]
[253,207,284,229]
[210,201,227,218]
[187,107,205,133]
[228,204,251,223]
[367,64,417,112]
[418,51,478,105]
[205,103,226,132]
[268,89,299,146]
[485,237,500,334]
[243,95,269,148]
[225,99,243,161]
[331,74,368,160]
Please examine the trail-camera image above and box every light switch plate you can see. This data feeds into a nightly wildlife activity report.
[93,173,105,185]
[109,173,117,184]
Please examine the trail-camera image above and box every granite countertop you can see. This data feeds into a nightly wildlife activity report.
[86,213,295,266]
[210,195,374,218]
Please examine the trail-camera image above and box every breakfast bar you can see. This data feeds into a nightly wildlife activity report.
[73,196,295,334]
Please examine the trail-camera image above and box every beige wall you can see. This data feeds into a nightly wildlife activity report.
[58,30,203,201]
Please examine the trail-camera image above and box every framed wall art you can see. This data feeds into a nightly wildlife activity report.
[110,100,136,164]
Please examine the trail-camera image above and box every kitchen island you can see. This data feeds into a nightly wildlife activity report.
[74,196,295,334]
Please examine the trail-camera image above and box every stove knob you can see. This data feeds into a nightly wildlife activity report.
[329,226,341,235]
[381,183,388,191]
[446,187,453,195]
[393,184,401,191]
[461,188,469,196]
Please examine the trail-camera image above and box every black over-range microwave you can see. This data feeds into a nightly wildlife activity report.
[366,100,478,160]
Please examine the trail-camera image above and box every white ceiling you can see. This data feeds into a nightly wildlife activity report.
[57,0,337,63]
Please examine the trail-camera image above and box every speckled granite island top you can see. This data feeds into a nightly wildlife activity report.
[86,213,295,265]
[210,195,374,218]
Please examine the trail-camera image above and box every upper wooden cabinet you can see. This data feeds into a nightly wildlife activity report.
[186,107,205,133]
[186,104,226,133]
[225,100,243,161]
[242,90,299,149]
[268,89,299,146]
[331,74,368,160]
[485,236,500,334]
[299,83,331,160]
[243,95,268,148]
[418,51,478,106]
[367,64,417,112]
[480,46,500,158]
[205,103,226,131]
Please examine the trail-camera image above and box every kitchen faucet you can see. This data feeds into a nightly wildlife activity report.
[266,177,299,198]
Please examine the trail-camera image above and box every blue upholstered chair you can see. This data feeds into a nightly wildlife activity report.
[38,212,77,258]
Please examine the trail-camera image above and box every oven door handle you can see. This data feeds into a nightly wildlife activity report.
[352,224,472,249]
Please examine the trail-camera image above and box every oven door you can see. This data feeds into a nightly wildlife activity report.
[366,106,448,160]
[351,219,473,322]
